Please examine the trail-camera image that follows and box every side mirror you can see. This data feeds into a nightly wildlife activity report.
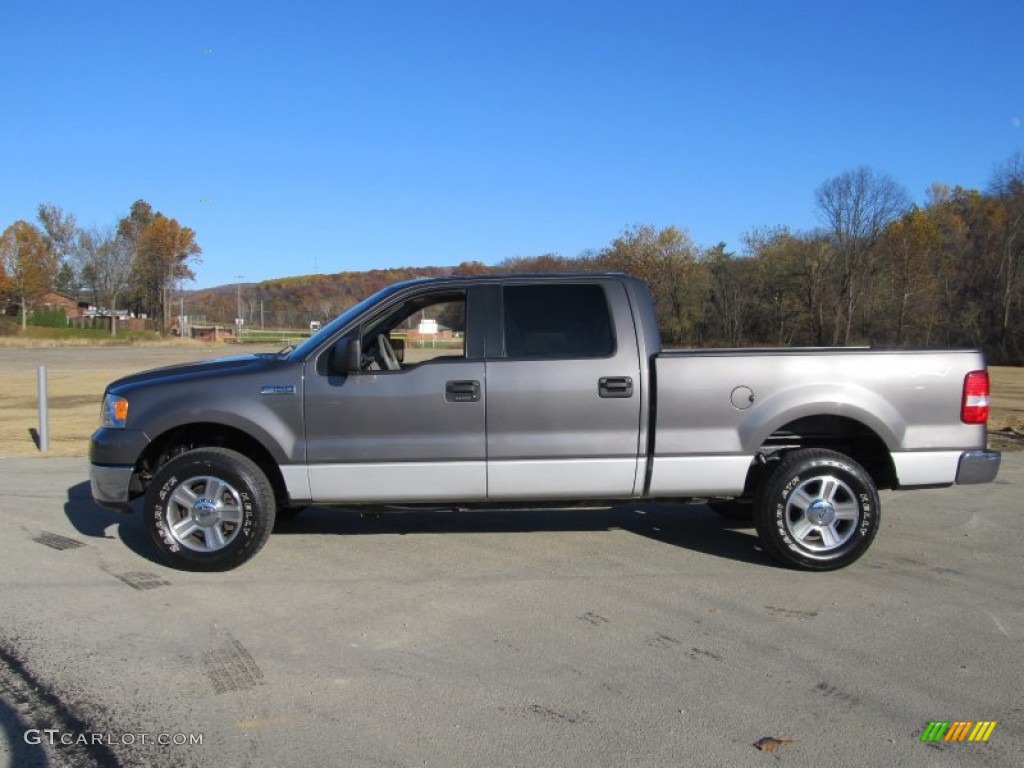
[329,337,361,375]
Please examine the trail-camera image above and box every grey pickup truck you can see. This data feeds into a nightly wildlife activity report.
[90,273,1000,571]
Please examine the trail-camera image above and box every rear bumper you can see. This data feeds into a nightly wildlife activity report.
[956,450,1001,485]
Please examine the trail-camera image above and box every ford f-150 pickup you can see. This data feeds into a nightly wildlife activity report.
[90,273,1001,571]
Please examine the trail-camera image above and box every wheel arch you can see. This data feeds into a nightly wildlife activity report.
[751,414,898,492]
[136,422,290,508]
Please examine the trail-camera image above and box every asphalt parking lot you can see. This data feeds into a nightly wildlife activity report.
[1,455,1021,767]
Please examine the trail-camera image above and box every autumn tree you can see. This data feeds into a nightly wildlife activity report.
[139,214,201,330]
[786,233,838,346]
[599,225,709,345]
[499,253,579,273]
[742,227,805,345]
[451,260,492,275]
[117,200,201,331]
[875,208,942,344]
[0,221,58,329]
[915,185,970,346]
[815,167,910,344]
[942,188,1008,350]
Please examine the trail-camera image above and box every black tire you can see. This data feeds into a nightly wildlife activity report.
[144,447,276,571]
[754,448,880,571]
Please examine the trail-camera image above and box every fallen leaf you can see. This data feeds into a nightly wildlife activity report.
[753,736,794,752]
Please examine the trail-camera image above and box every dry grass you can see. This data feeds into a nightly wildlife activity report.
[0,345,1020,458]
[0,342,278,458]
[989,366,1024,426]
[988,366,1024,453]
[0,337,196,348]
[0,370,107,457]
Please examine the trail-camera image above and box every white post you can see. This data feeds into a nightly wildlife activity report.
[37,366,49,452]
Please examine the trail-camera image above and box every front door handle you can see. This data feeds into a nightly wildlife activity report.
[445,380,481,403]
[598,376,633,398]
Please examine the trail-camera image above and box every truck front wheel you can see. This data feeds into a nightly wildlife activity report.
[144,447,276,571]
[754,448,879,571]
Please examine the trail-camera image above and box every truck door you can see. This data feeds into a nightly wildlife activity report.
[485,280,643,500]
[303,288,487,503]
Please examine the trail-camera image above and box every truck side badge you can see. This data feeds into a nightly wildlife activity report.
[260,385,296,396]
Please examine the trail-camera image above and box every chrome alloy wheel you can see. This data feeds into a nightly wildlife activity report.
[163,475,244,553]
[782,474,859,552]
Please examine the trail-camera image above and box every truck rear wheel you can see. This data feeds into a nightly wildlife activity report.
[754,448,879,571]
[144,447,276,571]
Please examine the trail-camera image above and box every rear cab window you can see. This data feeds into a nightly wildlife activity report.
[502,284,616,359]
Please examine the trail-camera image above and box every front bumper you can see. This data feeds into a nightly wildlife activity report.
[90,427,150,510]
[955,450,1001,485]
[90,463,135,510]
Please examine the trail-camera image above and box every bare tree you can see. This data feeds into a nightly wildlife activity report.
[815,167,910,344]
[78,226,134,336]
[988,151,1024,358]
[37,204,79,294]
[705,243,747,345]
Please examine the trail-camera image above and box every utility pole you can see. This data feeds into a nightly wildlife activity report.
[235,275,244,337]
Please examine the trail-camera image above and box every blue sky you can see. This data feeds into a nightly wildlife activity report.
[2,0,1021,288]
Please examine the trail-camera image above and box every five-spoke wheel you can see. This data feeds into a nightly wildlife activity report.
[780,474,860,552]
[162,475,245,553]
[754,448,880,570]
[144,448,276,571]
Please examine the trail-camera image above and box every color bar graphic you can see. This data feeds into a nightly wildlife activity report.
[920,721,949,742]
[920,720,997,743]
[967,722,997,742]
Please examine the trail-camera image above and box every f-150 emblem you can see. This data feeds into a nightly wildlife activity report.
[260,385,296,395]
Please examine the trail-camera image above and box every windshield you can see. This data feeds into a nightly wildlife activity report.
[284,280,425,360]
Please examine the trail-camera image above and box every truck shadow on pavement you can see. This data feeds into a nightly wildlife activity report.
[62,482,776,569]
[62,481,164,567]
[278,502,777,568]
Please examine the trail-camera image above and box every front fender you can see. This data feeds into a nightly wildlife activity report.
[122,380,304,464]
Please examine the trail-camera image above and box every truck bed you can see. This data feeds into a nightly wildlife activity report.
[647,347,989,495]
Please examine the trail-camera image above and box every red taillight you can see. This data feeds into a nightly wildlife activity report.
[961,370,990,424]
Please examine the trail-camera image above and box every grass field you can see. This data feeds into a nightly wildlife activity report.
[0,341,1020,458]
[0,341,280,458]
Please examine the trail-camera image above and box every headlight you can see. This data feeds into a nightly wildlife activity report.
[101,394,129,428]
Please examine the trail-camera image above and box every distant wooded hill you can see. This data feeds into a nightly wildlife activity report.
[183,160,1024,364]
[183,265,463,329]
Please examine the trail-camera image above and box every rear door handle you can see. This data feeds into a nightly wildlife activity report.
[598,376,633,398]
[445,380,481,403]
